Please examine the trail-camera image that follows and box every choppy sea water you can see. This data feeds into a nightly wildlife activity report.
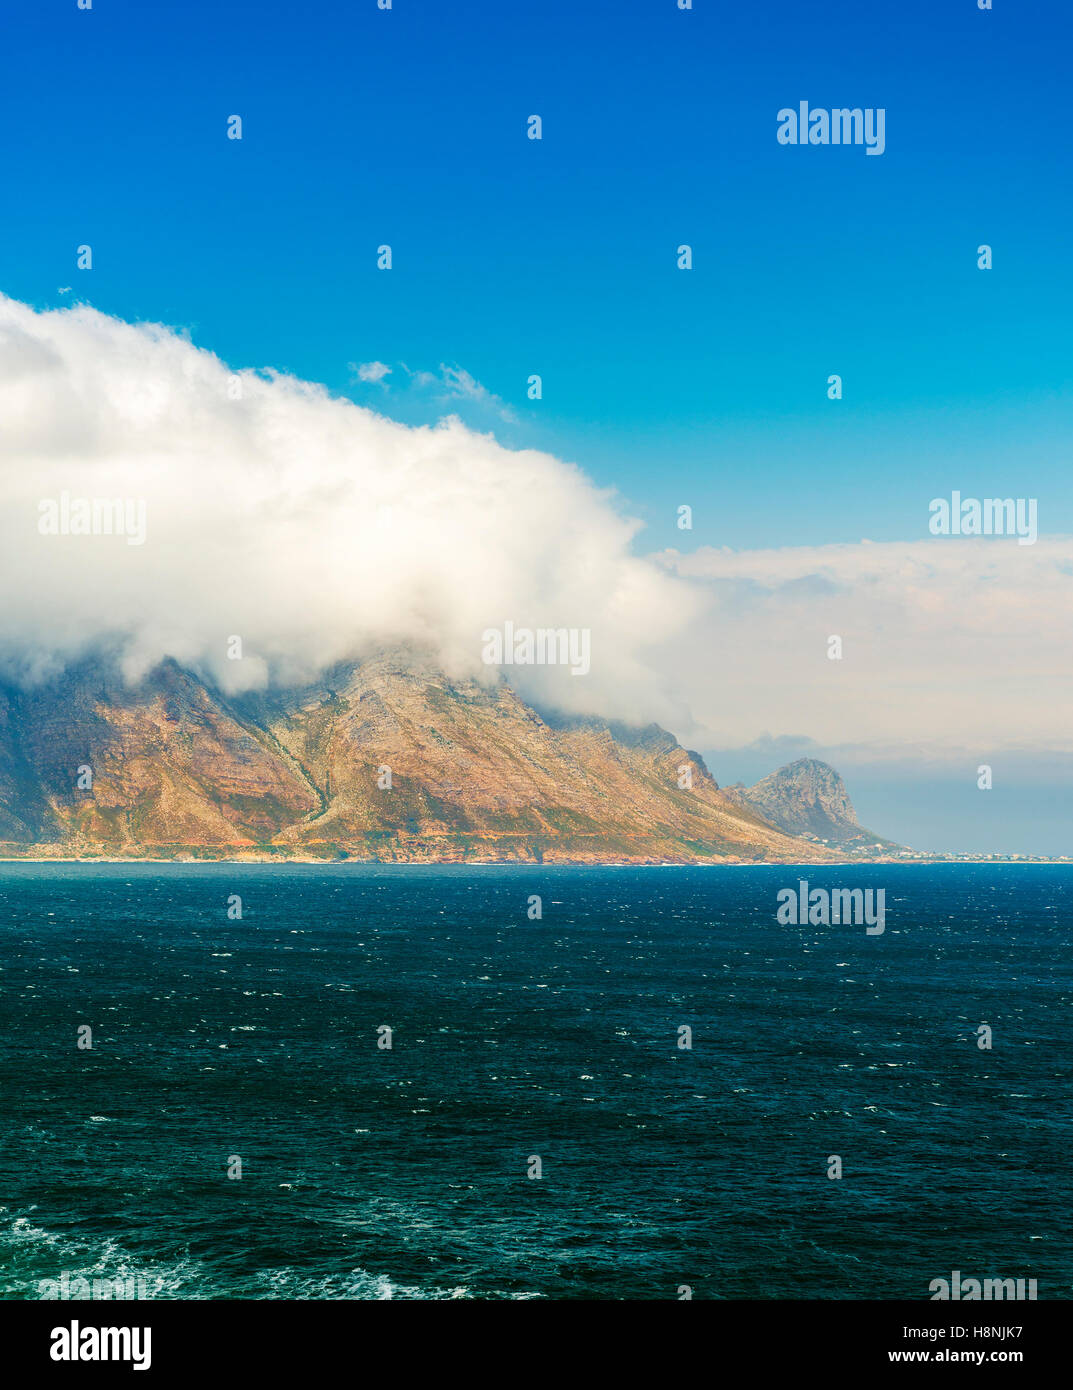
[0,863,1069,1300]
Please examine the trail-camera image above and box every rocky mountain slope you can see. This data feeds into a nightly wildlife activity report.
[0,654,842,864]
[724,758,901,853]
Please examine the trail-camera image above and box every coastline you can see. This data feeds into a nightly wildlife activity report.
[0,856,1069,867]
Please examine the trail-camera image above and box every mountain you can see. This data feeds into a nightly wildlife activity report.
[0,653,842,864]
[724,758,901,854]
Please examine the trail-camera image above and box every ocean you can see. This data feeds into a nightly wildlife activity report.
[0,863,1069,1300]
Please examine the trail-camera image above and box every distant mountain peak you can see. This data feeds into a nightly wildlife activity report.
[725,758,900,852]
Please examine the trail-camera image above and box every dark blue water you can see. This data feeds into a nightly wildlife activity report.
[0,864,1069,1300]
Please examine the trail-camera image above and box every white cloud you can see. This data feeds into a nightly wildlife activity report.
[0,293,694,725]
[350,360,392,384]
[658,539,1073,756]
[408,363,517,422]
[3,293,1067,765]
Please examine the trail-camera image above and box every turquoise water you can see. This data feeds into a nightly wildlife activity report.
[0,863,1069,1299]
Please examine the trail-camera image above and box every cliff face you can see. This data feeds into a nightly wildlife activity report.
[0,654,838,864]
[725,758,899,853]
[0,660,319,854]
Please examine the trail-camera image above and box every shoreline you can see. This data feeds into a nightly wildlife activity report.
[0,857,1069,868]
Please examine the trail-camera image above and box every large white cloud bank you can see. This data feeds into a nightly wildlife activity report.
[660,538,1073,756]
[0,293,695,723]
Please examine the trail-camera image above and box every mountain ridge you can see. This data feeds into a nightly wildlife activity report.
[0,653,848,865]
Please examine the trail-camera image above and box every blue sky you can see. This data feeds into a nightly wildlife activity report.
[2,0,1071,552]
